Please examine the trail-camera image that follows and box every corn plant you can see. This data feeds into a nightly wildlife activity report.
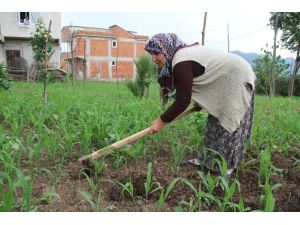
[292,156,300,168]
[80,172,99,195]
[178,198,197,212]
[170,142,186,172]
[260,180,282,212]
[36,186,60,206]
[156,178,180,211]
[237,197,251,212]
[0,150,34,211]
[218,177,240,211]
[101,177,135,201]
[78,189,104,212]
[181,178,203,211]
[144,162,162,201]
[0,172,14,211]
[114,179,135,201]
[259,148,271,184]
[198,171,218,195]
[197,167,225,209]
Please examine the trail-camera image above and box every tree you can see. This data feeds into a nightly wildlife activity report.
[253,46,289,96]
[269,12,300,96]
[126,55,156,98]
[29,18,53,103]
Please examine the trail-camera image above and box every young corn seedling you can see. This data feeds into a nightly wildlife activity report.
[16,169,35,211]
[259,148,271,184]
[80,172,99,195]
[292,156,300,169]
[181,178,203,211]
[37,186,60,206]
[115,179,135,201]
[260,180,282,212]
[144,162,162,201]
[218,177,240,211]
[197,171,221,208]
[198,171,218,195]
[237,197,251,212]
[171,143,186,172]
[178,198,197,212]
[156,178,180,211]
[101,177,135,201]
[0,172,14,212]
[78,189,104,212]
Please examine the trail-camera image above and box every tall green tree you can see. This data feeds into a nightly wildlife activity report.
[29,18,53,103]
[253,46,289,96]
[269,12,300,96]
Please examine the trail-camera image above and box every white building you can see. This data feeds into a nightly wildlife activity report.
[0,12,61,72]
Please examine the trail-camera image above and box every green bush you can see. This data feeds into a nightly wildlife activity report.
[127,55,156,98]
[0,62,10,90]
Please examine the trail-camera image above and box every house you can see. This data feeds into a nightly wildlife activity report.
[61,25,148,81]
[0,12,61,80]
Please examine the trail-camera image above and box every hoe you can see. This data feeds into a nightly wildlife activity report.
[79,106,200,167]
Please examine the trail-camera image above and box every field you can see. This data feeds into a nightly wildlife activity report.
[0,81,299,212]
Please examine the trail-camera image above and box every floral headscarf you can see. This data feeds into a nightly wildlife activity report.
[144,33,186,78]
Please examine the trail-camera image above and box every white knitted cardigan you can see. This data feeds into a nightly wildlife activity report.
[172,46,256,133]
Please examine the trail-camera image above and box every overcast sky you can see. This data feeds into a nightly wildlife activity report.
[3,0,300,59]
[61,12,295,58]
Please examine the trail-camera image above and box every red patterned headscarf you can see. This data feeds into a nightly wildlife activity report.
[144,33,186,78]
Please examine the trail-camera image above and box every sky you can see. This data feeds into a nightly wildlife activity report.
[2,0,300,59]
[61,12,295,58]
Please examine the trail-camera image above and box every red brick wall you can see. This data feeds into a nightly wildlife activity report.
[112,61,133,79]
[90,39,108,56]
[117,42,134,57]
[61,27,71,42]
[90,61,108,79]
[76,38,86,56]
[99,61,109,79]
[136,42,147,57]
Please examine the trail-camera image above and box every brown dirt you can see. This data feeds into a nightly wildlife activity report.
[28,147,300,212]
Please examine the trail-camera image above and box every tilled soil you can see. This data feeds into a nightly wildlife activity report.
[29,147,300,212]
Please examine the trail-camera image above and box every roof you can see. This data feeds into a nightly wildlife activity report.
[62,24,148,41]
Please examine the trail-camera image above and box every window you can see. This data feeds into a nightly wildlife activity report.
[18,12,30,24]
[112,40,117,48]
[111,60,116,67]
[17,12,40,25]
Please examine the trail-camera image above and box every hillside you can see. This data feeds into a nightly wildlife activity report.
[231,50,295,67]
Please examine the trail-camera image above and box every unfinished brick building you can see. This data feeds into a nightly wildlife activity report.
[61,25,148,81]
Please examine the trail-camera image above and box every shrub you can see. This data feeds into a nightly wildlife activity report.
[127,55,156,98]
[0,62,10,90]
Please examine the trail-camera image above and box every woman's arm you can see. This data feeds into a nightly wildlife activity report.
[160,61,194,123]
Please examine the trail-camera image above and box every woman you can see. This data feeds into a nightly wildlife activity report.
[145,33,256,176]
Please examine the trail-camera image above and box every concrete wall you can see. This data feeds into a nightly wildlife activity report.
[0,12,61,40]
[0,12,61,68]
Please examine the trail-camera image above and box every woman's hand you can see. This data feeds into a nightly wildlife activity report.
[150,118,166,134]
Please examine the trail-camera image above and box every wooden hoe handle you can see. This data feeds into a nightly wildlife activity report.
[79,106,199,163]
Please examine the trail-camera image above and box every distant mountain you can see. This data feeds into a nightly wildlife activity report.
[231,50,295,67]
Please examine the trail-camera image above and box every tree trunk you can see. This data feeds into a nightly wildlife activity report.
[70,30,75,85]
[288,48,300,97]
[83,40,87,82]
[227,23,230,52]
[201,12,207,46]
[43,20,52,104]
[270,14,278,97]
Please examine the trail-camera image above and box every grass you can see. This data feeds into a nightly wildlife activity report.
[0,81,299,211]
